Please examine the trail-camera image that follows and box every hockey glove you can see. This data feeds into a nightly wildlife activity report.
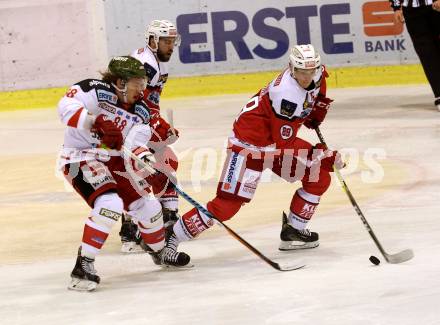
[92,114,123,150]
[304,96,333,129]
[310,143,345,172]
[150,116,179,145]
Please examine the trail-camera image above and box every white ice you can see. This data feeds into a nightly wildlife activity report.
[0,85,439,325]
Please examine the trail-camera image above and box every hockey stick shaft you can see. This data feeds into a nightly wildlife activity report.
[123,145,301,271]
[315,127,413,263]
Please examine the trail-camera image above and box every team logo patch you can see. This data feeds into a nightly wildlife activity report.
[148,92,160,105]
[144,62,157,80]
[280,125,293,140]
[99,208,122,221]
[134,104,150,123]
[300,93,314,118]
[97,89,118,104]
[280,99,297,118]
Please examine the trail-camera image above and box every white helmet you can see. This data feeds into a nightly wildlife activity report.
[289,44,321,71]
[145,20,181,51]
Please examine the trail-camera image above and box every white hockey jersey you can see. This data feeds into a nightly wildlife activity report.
[57,79,152,166]
[131,47,169,115]
[233,66,327,150]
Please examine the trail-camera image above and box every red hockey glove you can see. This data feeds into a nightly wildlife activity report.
[145,171,170,191]
[149,116,179,145]
[304,96,333,129]
[310,143,345,172]
[92,114,123,150]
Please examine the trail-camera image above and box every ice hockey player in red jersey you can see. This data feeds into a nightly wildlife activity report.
[57,56,190,291]
[170,44,345,255]
[118,20,182,253]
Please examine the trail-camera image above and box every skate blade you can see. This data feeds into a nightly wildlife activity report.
[121,242,144,254]
[279,240,319,251]
[159,262,195,270]
[68,278,98,292]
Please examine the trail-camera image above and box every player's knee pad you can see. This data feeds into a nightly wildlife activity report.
[207,195,244,221]
[127,197,163,229]
[128,197,164,250]
[90,192,124,231]
[303,170,331,196]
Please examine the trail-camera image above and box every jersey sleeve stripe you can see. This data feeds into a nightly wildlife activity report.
[67,107,85,128]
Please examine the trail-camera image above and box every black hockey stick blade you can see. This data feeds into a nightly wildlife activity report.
[384,249,414,264]
[273,261,306,271]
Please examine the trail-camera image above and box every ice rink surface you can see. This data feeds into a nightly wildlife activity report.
[1,84,439,324]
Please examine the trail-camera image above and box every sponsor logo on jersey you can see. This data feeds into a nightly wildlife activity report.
[280,99,297,118]
[89,80,111,88]
[99,208,122,221]
[299,203,316,220]
[92,236,105,245]
[280,125,293,140]
[97,90,118,104]
[222,152,244,193]
[98,102,116,114]
[185,213,209,237]
[91,175,114,188]
[134,104,150,122]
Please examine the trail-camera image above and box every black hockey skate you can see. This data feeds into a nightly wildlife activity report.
[279,212,319,251]
[68,247,100,291]
[119,215,142,253]
[143,229,192,268]
[163,208,180,229]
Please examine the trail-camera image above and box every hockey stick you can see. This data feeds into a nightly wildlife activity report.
[315,127,414,264]
[123,145,305,272]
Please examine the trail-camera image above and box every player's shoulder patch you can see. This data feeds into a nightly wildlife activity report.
[133,101,151,124]
[137,47,145,55]
[76,79,112,92]
[143,62,158,81]
[279,99,297,118]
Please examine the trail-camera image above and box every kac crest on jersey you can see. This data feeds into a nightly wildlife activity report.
[143,62,157,81]
[148,91,160,105]
[280,99,297,118]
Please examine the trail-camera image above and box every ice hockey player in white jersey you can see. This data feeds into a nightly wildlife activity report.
[168,44,345,260]
[119,20,182,253]
[57,56,191,291]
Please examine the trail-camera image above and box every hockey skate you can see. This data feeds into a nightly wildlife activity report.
[68,247,100,291]
[163,208,179,229]
[279,212,319,251]
[119,216,143,254]
[143,229,193,269]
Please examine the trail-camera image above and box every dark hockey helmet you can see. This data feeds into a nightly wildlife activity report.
[108,56,146,80]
